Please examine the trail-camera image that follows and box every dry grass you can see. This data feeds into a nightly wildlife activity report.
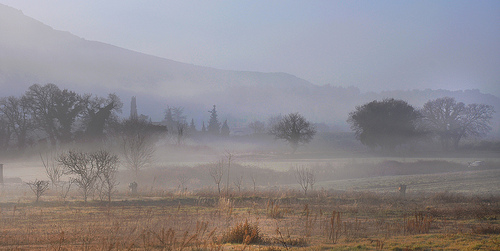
[0,189,499,250]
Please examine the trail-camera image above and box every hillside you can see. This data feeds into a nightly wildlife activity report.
[1,3,499,135]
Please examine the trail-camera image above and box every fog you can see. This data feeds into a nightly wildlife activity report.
[0,2,499,201]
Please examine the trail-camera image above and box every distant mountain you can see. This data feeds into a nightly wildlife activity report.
[1,4,499,136]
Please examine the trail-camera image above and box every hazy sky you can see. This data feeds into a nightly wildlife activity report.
[2,0,499,96]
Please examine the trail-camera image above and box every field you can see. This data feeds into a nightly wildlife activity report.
[1,147,500,250]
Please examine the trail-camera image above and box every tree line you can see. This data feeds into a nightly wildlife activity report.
[347,98,495,151]
[0,83,494,154]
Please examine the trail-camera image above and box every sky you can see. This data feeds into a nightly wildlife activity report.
[1,0,499,96]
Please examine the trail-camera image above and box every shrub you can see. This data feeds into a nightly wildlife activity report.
[220,219,262,244]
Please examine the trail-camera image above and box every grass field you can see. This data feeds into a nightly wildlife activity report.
[1,147,499,250]
[0,189,499,250]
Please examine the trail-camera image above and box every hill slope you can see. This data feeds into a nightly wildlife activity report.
[1,3,498,135]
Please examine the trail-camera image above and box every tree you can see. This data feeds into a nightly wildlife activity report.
[269,113,316,153]
[221,120,230,137]
[83,93,122,141]
[294,165,315,196]
[188,118,197,133]
[420,97,494,150]
[201,121,207,133]
[24,84,60,146]
[26,179,50,203]
[209,159,224,195]
[57,150,99,203]
[94,150,119,202]
[347,98,420,151]
[248,120,266,134]
[41,151,64,187]
[57,150,118,203]
[176,122,187,145]
[0,96,33,150]
[207,105,220,135]
[25,84,85,145]
[120,118,166,179]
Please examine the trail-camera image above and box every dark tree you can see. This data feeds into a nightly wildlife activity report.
[207,105,220,135]
[25,84,85,145]
[347,98,420,151]
[83,93,122,141]
[0,96,33,149]
[420,97,494,150]
[269,112,316,153]
[221,119,230,137]
[24,84,60,146]
[0,115,11,150]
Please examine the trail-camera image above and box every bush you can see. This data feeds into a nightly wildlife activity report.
[220,219,262,244]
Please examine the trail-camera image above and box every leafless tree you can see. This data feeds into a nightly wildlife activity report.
[58,150,117,203]
[176,122,187,145]
[225,151,233,197]
[251,176,257,193]
[233,175,243,193]
[294,165,315,196]
[420,97,495,150]
[40,151,63,187]
[26,179,49,203]
[177,174,189,194]
[248,120,266,134]
[93,150,119,202]
[209,159,224,195]
[58,150,97,202]
[120,119,164,179]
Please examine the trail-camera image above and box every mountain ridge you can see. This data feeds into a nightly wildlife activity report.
[1,3,498,136]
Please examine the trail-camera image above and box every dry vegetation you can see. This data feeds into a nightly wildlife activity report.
[0,186,499,250]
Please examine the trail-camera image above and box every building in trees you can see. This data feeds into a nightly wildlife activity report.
[207,105,221,135]
[269,112,316,153]
[420,97,494,150]
[347,98,421,151]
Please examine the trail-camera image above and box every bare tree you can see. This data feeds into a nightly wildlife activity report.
[57,151,118,202]
[176,122,187,145]
[225,151,233,197]
[177,174,189,194]
[120,119,164,179]
[209,159,224,195]
[269,113,316,154]
[251,176,257,193]
[248,120,266,134]
[233,175,243,193]
[26,179,49,203]
[421,97,495,150]
[294,165,315,196]
[40,151,63,187]
[93,150,119,202]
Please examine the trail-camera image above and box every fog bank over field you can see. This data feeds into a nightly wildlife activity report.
[0,3,499,135]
